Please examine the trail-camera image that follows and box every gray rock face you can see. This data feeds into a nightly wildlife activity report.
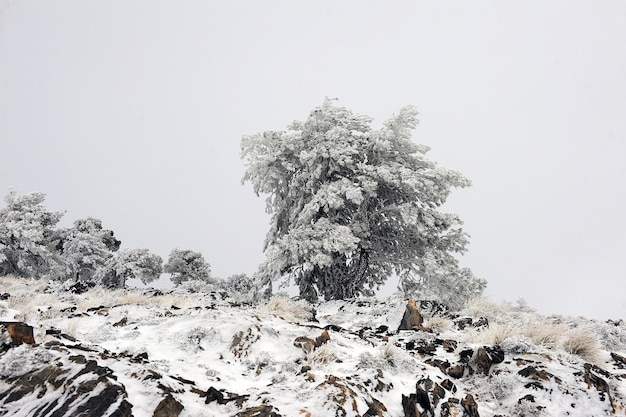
[0,343,132,417]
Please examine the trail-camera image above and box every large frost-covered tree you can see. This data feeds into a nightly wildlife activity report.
[242,100,485,306]
[0,191,65,278]
[164,248,211,285]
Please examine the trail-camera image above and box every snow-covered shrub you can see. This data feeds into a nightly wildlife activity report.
[486,372,523,401]
[593,320,626,353]
[220,273,260,304]
[258,296,314,323]
[500,335,535,354]
[96,248,163,288]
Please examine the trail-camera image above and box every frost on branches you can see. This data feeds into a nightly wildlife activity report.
[0,191,65,278]
[242,100,485,307]
[164,248,212,285]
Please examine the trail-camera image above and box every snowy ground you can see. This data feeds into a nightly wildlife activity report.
[1,277,626,416]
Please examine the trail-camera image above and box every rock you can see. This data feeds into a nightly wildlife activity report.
[153,394,184,417]
[473,347,504,375]
[0,293,9,300]
[442,339,457,352]
[401,394,419,417]
[235,405,281,417]
[398,297,424,331]
[363,398,387,416]
[518,366,561,383]
[0,351,132,417]
[0,321,35,344]
[518,394,535,404]
[611,352,626,369]
[69,281,95,294]
[113,317,128,327]
[447,364,466,379]
[205,386,226,404]
[583,363,615,412]
[455,317,473,330]
[441,379,457,393]
[294,336,316,354]
[461,393,480,417]
[315,330,330,347]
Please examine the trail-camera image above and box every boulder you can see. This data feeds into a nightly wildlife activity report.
[398,297,424,331]
[0,322,35,345]
[153,394,184,417]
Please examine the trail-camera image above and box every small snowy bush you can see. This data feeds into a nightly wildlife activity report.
[500,335,535,354]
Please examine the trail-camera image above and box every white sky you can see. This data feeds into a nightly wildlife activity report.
[1,1,625,320]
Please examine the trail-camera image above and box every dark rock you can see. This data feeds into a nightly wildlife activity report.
[406,340,437,355]
[69,281,95,294]
[441,379,457,393]
[425,358,450,373]
[518,394,535,404]
[113,317,128,327]
[153,394,184,417]
[518,366,561,383]
[401,394,419,417]
[455,317,473,330]
[46,327,62,335]
[459,349,474,363]
[474,347,492,375]
[398,297,424,331]
[375,325,389,334]
[442,339,457,352]
[364,398,387,416]
[235,405,281,417]
[0,355,132,417]
[0,321,35,344]
[485,345,505,364]
[315,330,330,347]
[0,293,9,300]
[473,317,489,329]
[205,386,225,404]
[611,352,626,369]
[583,363,615,412]
[461,393,480,417]
[447,364,465,379]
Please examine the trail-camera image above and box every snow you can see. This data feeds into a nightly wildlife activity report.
[1,277,626,416]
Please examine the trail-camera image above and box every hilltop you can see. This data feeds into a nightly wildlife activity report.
[1,276,625,416]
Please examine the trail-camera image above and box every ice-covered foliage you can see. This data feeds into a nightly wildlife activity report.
[54,218,120,282]
[242,100,484,304]
[96,248,163,288]
[164,248,212,285]
[0,190,65,278]
[219,273,262,304]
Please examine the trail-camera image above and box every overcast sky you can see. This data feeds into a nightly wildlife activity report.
[1,1,625,320]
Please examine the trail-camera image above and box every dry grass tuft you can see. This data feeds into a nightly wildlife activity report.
[258,297,314,323]
[561,326,602,362]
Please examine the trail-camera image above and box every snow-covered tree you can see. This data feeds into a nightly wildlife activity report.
[96,248,162,288]
[0,190,65,278]
[164,248,211,285]
[55,218,120,282]
[242,100,485,304]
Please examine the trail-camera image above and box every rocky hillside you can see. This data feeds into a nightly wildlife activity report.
[1,276,625,417]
